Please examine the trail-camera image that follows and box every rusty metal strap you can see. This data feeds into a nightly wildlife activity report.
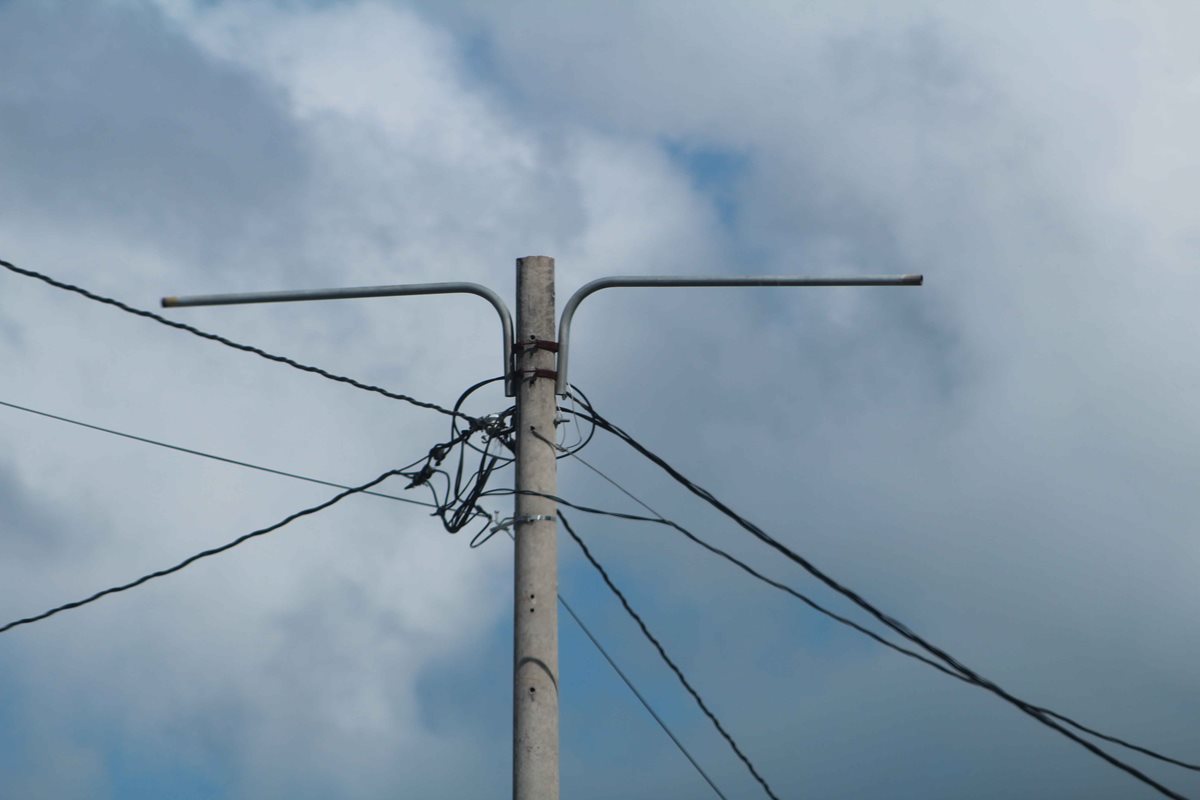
[511,368,559,382]
[513,339,559,354]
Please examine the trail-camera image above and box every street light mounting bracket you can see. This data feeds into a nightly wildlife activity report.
[162,282,516,395]
[555,274,923,395]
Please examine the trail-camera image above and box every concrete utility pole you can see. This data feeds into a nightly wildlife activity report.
[512,256,559,800]
[162,261,920,800]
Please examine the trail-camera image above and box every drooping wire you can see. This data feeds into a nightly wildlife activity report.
[10,365,1185,787]
[0,400,521,637]
[0,462,421,635]
[451,376,516,466]
[552,381,596,459]
[565,393,1194,798]
[559,510,781,800]
[546,432,660,519]
[491,527,729,800]
[0,371,525,635]
[0,398,437,509]
[520,433,977,676]
[0,258,470,422]
[0,396,725,793]
[0,380,515,552]
[556,390,587,453]
[541,426,1200,771]
[506,442,1200,779]
[557,593,729,800]
[411,376,516,536]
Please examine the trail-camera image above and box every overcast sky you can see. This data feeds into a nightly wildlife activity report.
[2,1,1198,798]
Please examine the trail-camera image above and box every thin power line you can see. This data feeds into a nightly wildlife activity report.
[544,434,729,796]
[0,396,725,794]
[517,471,1200,776]
[0,398,436,509]
[559,510,781,800]
[570,399,1192,800]
[498,529,728,800]
[556,592,730,800]
[0,258,468,421]
[562,440,663,519]
[541,430,1200,772]
[0,464,412,635]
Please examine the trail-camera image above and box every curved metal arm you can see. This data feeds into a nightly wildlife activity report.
[163,282,516,396]
[556,274,923,395]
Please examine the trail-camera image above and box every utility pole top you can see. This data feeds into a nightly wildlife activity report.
[160,258,922,800]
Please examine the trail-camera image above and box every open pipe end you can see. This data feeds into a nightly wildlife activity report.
[160,297,177,308]
[907,274,924,285]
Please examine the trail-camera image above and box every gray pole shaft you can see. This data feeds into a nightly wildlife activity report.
[513,256,559,800]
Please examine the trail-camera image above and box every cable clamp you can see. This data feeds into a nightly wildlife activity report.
[509,339,559,393]
[513,514,556,525]
[405,464,435,488]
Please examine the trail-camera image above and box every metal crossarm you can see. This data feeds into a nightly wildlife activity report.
[163,282,515,395]
[555,273,923,394]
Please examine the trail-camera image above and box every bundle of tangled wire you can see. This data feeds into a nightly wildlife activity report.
[401,377,596,545]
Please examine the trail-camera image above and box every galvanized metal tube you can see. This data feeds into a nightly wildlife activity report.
[554,274,923,394]
[163,282,515,395]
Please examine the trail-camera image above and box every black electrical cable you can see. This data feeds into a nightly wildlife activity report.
[0,400,514,637]
[534,428,1200,772]
[502,473,1200,778]
[421,377,516,536]
[0,258,470,422]
[0,463,416,635]
[491,528,729,800]
[404,431,492,537]
[0,398,438,509]
[556,589,729,799]
[532,426,656,517]
[495,482,973,680]
[450,375,516,466]
[0,392,516,549]
[0,392,726,795]
[566,395,1193,798]
[552,382,596,459]
[559,510,781,800]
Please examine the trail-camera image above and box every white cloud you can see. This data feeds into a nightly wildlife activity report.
[0,1,750,797]
[3,0,1199,797]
